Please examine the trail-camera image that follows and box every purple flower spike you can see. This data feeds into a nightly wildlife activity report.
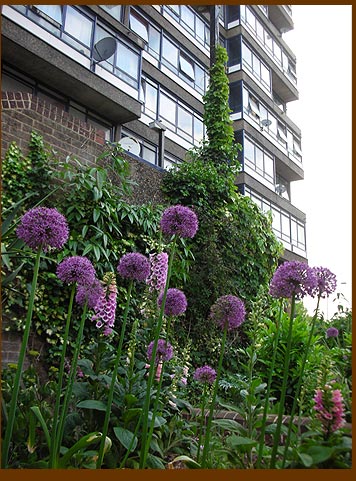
[76,278,104,310]
[147,339,174,365]
[160,204,198,238]
[194,365,217,385]
[210,295,246,330]
[158,288,187,316]
[92,273,118,336]
[326,327,339,338]
[16,207,69,252]
[57,256,96,286]
[312,267,337,298]
[269,261,318,300]
[146,252,168,292]
[117,252,150,281]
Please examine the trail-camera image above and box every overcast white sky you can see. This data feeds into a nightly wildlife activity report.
[283,5,352,317]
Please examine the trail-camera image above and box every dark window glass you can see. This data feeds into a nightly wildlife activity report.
[228,37,241,66]
[226,5,240,23]
[229,82,242,113]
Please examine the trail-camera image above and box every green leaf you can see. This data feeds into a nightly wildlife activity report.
[169,455,201,469]
[123,408,142,424]
[58,432,108,468]
[113,426,138,452]
[212,418,242,432]
[226,434,257,447]
[77,400,107,411]
[297,452,313,467]
[146,453,165,469]
[306,445,335,464]
[93,208,100,222]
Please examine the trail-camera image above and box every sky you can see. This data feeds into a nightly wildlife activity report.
[283,5,352,317]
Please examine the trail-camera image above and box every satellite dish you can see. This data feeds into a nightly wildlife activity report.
[92,37,117,62]
[275,183,287,195]
[260,119,272,128]
[119,137,141,156]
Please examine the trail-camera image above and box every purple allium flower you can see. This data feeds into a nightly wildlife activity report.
[56,256,96,286]
[160,204,198,238]
[326,327,339,338]
[311,267,337,298]
[92,273,117,336]
[16,207,69,252]
[76,278,104,310]
[210,295,246,330]
[146,252,168,292]
[117,252,150,281]
[194,365,217,385]
[147,339,174,365]
[269,261,318,300]
[157,288,187,316]
[313,386,345,434]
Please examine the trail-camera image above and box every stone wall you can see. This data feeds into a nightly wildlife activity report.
[1,91,166,368]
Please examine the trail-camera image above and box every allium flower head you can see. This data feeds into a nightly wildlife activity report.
[311,267,337,298]
[160,204,198,238]
[147,339,174,365]
[117,252,150,281]
[210,295,246,330]
[76,278,104,310]
[92,273,118,336]
[16,207,69,252]
[313,385,345,434]
[326,327,339,338]
[157,288,187,316]
[269,261,318,299]
[146,252,168,292]
[57,256,96,285]
[194,365,217,385]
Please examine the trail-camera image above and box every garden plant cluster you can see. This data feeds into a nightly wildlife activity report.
[1,45,352,469]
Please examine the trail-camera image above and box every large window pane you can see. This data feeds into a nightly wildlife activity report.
[160,94,176,124]
[129,12,149,42]
[35,5,62,23]
[162,38,178,68]
[241,42,252,67]
[116,43,139,85]
[148,25,160,57]
[178,106,193,135]
[144,81,157,115]
[65,7,92,46]
[244,138,254,161]
[94,26,115,66]
[194,117,203,143]
[181,6,194,30]
[255,147,263,171]
[261,63,270,87]
[179,53,195,80]
[100,5,122,22]
[264,153,274,179]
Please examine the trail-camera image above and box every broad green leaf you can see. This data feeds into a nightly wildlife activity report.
[169,455,201,469]
[58,432,107,468]
[297,452,313,467]
[226,434,257,447]
[146,453,165,469]
[113,426,137,452]
[306,445,335,464]
[212,418,242,432]
[77,400,107,411]
[30,406,51,450]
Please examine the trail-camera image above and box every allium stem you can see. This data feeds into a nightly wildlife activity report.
[96,280,134,468]
[256,298,283,468]
[54,301,89,467]
[1,246,42,468]
[197,383,208,463]
[200,324,228,468]
[49,284,76,468]
[139,237,177,469]
[269,295,296,469]
[281,295,321,467]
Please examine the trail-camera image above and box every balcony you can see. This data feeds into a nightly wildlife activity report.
[268,5,294,34]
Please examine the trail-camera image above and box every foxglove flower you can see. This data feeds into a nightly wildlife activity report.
[16,207,69,252]
[326,327,339,338]
[76,278,104,310]
[210,295,246,330]
[57,256,96,286]
[146,252,168,292]
[147,339,173,365]
[194,365,217,385]
[160,204,198,238]
[92,273,118,336]
[313,385,345,434]
[311,267,337,298]
[117,252,150,281]
[157,288,187,316]
[269,261,318,299]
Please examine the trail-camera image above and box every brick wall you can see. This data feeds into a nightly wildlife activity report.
[1,91,166,368]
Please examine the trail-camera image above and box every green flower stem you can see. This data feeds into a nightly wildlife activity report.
[53,301,88,467]
[269,295,296,469]
[2,245,42,469]
[49,284,76,468]
[256,298,283,468]
[96,280,134,468]
[281,295,321,467]
[196,383,208,463]
[139,237,177,469]
[127,316,140,396]
[201,323,228,468]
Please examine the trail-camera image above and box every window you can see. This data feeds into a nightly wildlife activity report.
[229,82,242,113]
[181,6,194,32]
[179,53,195,80]
[228,36,241,66]
[34,5,62,24]
[160,93,176,125]
[142,79,158,116]
[65,6,92,47]
[277,122,288,143]
[94,26,115,66]
[162,37,179,68]
[226,5,240,24]
[116,43,139,87]
[129,11,149,42]
[243,136,275,185]
[249,95,260,117]
[100,5,122,22]
[178,106,193,138]
[162,5,209,50]
[293,139,302,157]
